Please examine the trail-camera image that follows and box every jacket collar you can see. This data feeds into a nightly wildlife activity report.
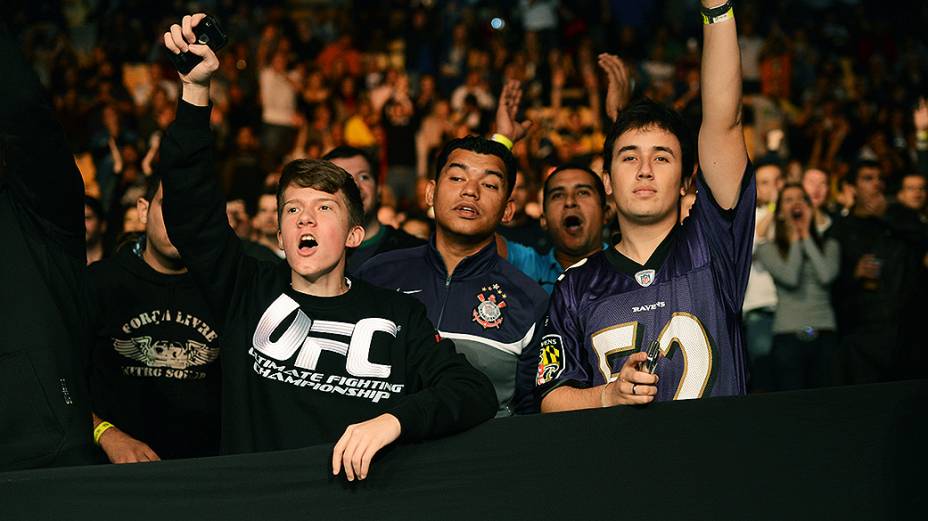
[426,234,499,281]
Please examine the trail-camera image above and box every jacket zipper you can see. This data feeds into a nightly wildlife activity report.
[435,274,453,328]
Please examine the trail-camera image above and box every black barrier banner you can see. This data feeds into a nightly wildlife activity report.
[1,381,925,520]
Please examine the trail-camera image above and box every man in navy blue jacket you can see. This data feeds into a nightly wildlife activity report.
[359,84,547,415]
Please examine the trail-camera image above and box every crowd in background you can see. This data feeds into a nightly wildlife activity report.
[11,0,928,391]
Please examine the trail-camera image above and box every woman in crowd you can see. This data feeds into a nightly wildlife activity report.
[756,183,840,391]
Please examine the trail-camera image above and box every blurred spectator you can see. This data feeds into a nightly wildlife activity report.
[85,195,107,265]
[381,83,421,209]
[829,161,920,384]
[90,105,137,210]
[89,175,221,462]
[742,160,783,392]
[417,99,456,178]
[757,184,840,391]
[450,71,494,113]
[498,170,549,253]
[122,206,145,234]
[801,168,834,234]
[402,216,432,240]
[258,47,300,167]
[323,146,424,274]
[893,173,927,217]
[225,199,252,240]
[250,189,284,259]
[221,126,265,205]
[316,34,362,79]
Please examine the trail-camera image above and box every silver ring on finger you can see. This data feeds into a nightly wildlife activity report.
[631,383,638,395]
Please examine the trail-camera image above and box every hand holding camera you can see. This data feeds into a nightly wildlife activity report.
[163,14,226,104]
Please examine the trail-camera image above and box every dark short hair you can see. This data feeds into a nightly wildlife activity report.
[543,163,607,210]
[322,146,377,184]
[255,186,278,209]
[754,156,784,174]
[84,195,104,220]
[603,98,696,181]
[277,159,364,228]
[143,172,162,202]
[434,136,518,198]
[846,159,882,186]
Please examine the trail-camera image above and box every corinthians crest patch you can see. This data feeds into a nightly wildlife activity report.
[635,269,656,287]
[472,284,507,329]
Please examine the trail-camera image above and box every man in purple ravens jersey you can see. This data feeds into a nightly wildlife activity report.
[537,1,754,411]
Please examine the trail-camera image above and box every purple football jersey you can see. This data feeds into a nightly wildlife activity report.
[536,166,755,401]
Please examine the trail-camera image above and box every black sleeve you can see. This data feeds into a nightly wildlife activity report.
[159,100,258,325]
[387,300,498,442]
[0,28,85,260]
[511,320,545,415]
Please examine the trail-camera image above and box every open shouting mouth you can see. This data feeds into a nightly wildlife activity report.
[562,214,584,235]
[298,234,318,255]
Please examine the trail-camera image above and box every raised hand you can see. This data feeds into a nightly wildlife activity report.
[495,79,533,143]
[597,53,631,122]
[163,14,219,103]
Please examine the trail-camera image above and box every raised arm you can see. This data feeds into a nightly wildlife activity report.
[698,1,748,209]
[0,26,85,259]
[598,53,631,124]
[159,14,256,318]
[494,79,533,145]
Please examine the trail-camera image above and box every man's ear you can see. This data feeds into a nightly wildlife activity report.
[540,212,548,231]
[277,228,284,251]
[681,165,697,197]
[603,172,613,196]
[501,199,515,224]
[425,179,436,207]
[345,225,365,248]
[136,198,150,226]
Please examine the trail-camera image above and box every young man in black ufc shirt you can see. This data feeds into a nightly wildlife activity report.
[161,14,496,481]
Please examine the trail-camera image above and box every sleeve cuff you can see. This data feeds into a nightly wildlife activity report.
[386,398,426,442]
[695,161,755,221]
[175,99,212,129]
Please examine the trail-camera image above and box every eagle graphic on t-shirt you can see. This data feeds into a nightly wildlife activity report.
[113,336,219,369]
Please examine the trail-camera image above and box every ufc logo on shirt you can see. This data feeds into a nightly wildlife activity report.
[252,294,396,378]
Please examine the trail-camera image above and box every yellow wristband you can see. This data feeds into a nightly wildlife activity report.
[94,421,114,445]
[917,130,928,142]
[702,6,734,25]
[491,133,514,151]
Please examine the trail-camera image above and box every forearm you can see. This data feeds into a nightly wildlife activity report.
[390,324,497,440]
[540,384,604,413]
[697,1,747,209]
[160,97,249,316]
[388,362,497,441]
[182,82,210,107]
[700,2,742,133]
